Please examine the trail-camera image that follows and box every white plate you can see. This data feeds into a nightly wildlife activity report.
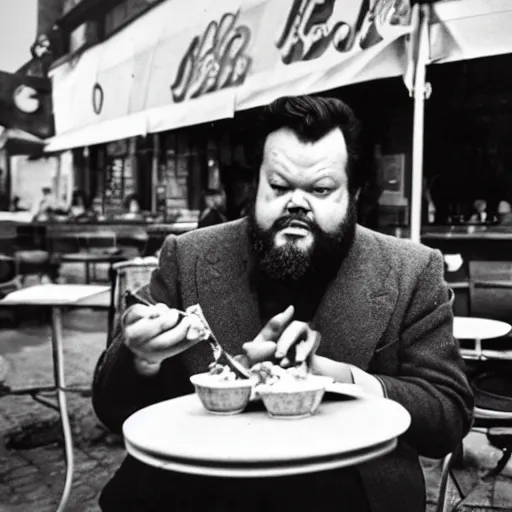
[123,392,410,466]
[125,437,398,478]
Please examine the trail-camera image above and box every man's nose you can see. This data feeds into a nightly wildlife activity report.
[286,189,310,212]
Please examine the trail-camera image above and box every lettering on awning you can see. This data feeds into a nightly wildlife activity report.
[277,0,357,64]
[171,11,252,103]
[92,82,104,115]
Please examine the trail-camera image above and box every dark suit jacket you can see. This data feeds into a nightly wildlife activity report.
[93,219,474,512]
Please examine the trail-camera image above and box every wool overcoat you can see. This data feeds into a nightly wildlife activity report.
[93,219,474,512]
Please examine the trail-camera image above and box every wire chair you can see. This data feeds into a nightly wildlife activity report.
[107,257,159,347]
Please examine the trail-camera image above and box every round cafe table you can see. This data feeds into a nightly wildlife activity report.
[453,316,512,360]
[0,284,111,512]
[123,384,411,478]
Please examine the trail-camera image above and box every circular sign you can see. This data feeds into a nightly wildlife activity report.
[13,85,40,114]
[92,83,104,115]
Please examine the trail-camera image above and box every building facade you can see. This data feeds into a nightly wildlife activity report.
[44,0,412,225]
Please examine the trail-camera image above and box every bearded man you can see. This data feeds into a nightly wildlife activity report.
[93,95,473,512]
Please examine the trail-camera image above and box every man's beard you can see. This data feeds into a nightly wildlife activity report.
[248,200,357,282]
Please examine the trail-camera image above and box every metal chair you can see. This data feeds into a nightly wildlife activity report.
[436,452,458,512]
[106,257,159,347]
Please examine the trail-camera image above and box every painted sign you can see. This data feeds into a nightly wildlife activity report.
[92,83,104,115]
[0,71,53,138]
[171,11,252,103]
[277,0,410,64]
[277,0,363,63]
[49,0,412,146]
[359,0,412,50]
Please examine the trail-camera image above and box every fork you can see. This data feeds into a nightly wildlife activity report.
[125,291,252,379]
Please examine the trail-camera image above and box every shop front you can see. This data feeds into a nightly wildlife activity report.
[40,0,413,252]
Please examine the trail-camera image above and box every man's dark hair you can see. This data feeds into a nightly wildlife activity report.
[254,95,368,194]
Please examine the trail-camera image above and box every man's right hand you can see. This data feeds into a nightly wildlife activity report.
[122,303,202,376]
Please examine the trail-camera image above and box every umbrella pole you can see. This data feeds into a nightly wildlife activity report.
[410,5,431,244]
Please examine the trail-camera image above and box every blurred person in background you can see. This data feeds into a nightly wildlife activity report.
[69,189,89,220]
[197,188,228,228]
[32,187,56,221]
[122,194,144,221]
[469,199,488,223]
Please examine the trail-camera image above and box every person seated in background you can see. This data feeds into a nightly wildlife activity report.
[10,196,26,212]
[469,199,488,223]
[121,194,144,221]
[498,200,512,224]
[32,187,57,221]
[69,189,91,220]
[197,188,228,228]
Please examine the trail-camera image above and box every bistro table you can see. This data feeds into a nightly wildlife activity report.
[453,316,512,360]
[0,284,111,512]
[123,383,411,478]
[59,252,127,284]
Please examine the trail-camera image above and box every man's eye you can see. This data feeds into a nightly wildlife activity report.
[270,184,289,194]
[313,187,331,196]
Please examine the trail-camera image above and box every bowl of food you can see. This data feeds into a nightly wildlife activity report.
[252,363,333,419]
[190,365,256,415]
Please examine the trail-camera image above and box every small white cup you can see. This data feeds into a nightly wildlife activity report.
[444,254,463,272]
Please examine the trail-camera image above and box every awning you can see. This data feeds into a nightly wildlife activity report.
[236,33,410,112]
[0,128,45,155]
[146,89,235,134]
[45,111,147,152]
[47,0,414,152]
[431,0,512,64]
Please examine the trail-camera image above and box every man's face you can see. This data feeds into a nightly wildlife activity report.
[250,127,356,280]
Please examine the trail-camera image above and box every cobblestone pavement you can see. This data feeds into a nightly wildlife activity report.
[0,262,512,511]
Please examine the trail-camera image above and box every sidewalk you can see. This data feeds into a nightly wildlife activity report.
[0,308,125,512]
[0,261,512,511]
[0,261,124,512]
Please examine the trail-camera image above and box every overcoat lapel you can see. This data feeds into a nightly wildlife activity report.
[193,223,398,372]
[313,227,398,370]
[195,222,261,356]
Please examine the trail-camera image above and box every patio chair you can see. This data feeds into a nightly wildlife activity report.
[107,257,159,347]
[12,226,60,284]
[436,412,512,512]
[468,261,512,327]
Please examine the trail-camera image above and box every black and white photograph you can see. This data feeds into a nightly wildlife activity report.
[0,0,512,511]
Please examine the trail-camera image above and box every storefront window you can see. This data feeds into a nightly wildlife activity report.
[157,131,192,222]
[102,138,137,216]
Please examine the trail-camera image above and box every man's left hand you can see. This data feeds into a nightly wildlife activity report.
[274,320,321,367]
[241,306,321,368]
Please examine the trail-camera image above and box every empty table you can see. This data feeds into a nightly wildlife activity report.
[0,284,110,512]
[453,316,512,360]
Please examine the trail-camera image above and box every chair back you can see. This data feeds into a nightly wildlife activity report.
[107,257,159,347]
[469,261,512,323]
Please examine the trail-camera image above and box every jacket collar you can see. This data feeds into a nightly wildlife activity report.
[312,226,397,369]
